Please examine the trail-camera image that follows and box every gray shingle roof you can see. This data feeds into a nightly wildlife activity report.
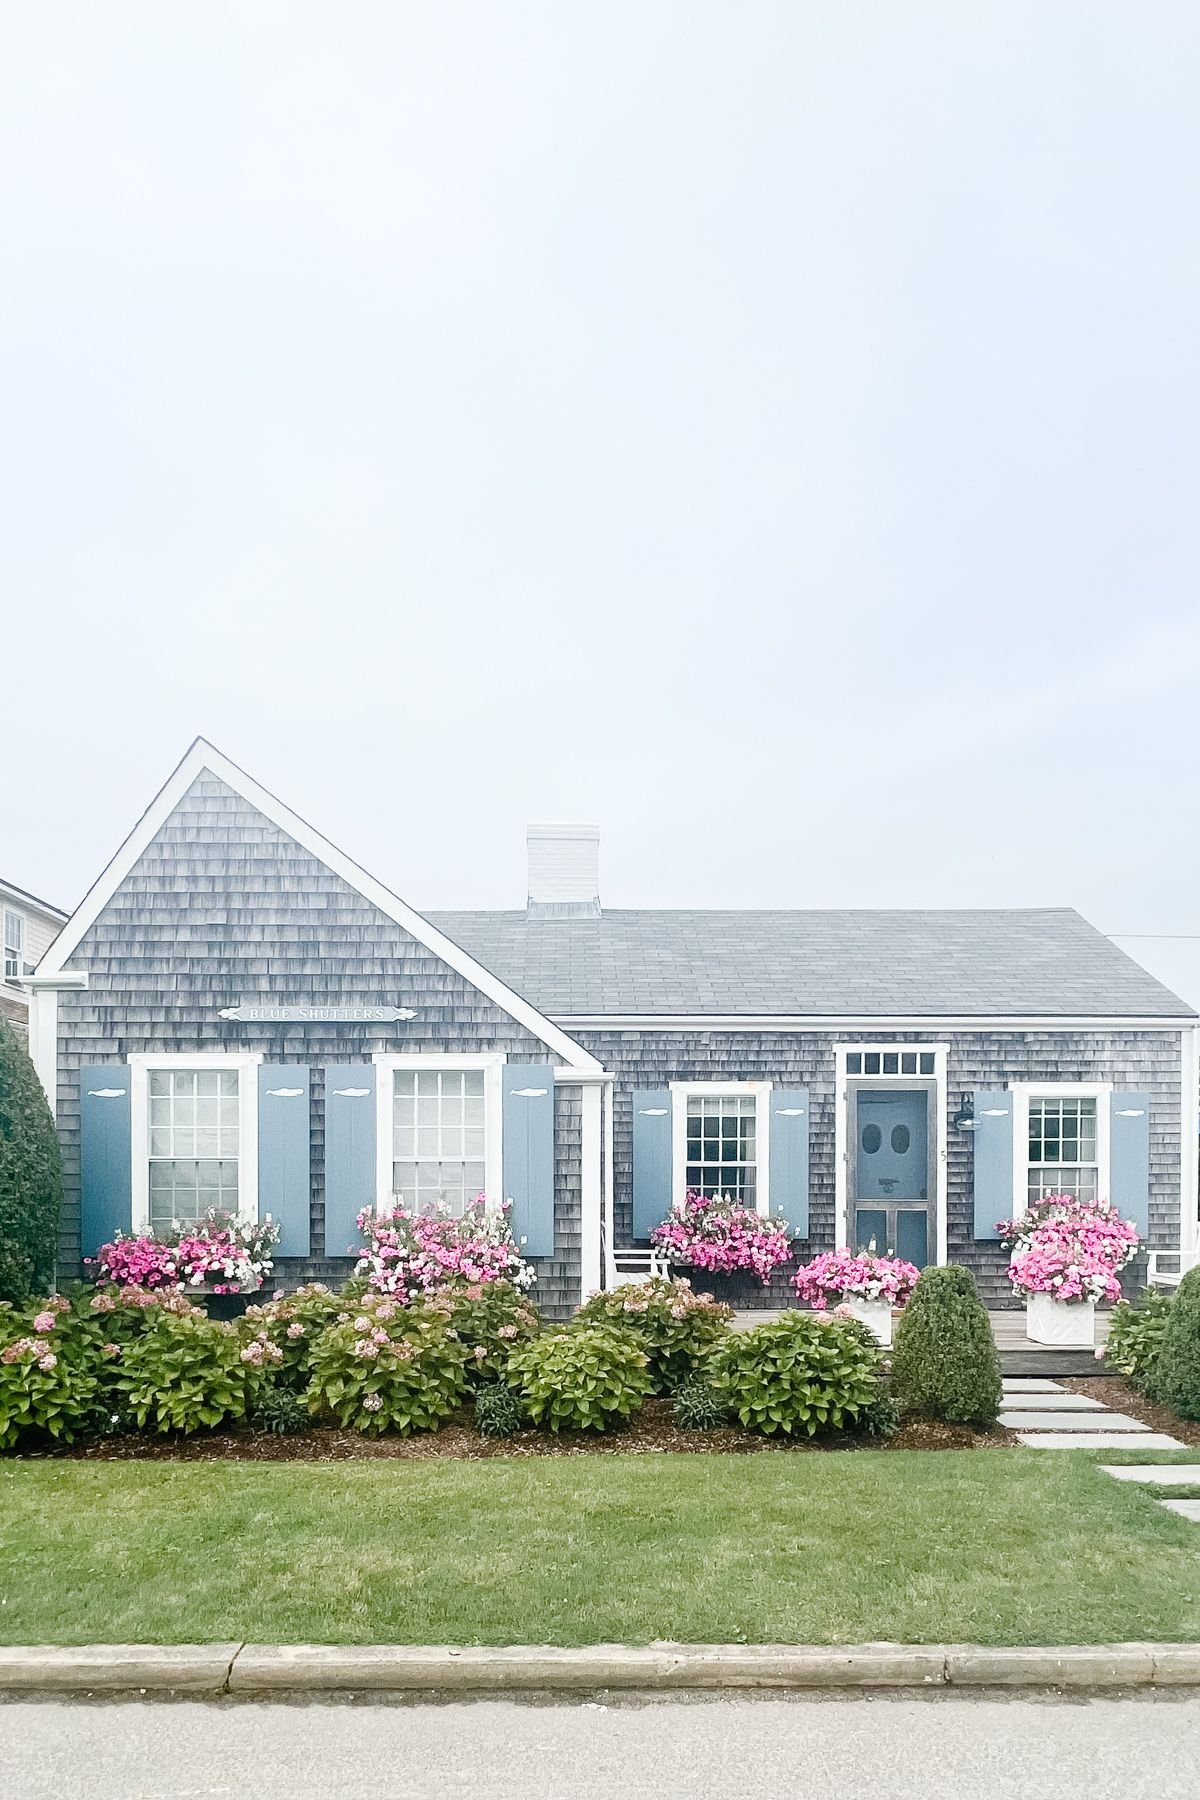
[425,907,1195,1019]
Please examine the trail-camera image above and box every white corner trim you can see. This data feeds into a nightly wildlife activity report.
[29,988,58,1113]
[36,737,602,1074]
[1182,1026,1200,1254]
[372,1054,504,1216]
[580,1082,603,1298]
[128,1052,262,1233]
[669,1081,773,1219]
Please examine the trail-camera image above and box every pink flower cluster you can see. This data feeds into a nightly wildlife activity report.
[0,1336,56,1371]
[239,1330,284,1368]
[90,1285,201,1317]
[792,1251,921,1309]
[650,1191,793,1285]
[353,1197,534,1299]
[1005,1196,1141,1305]
[88,1210,279,1294]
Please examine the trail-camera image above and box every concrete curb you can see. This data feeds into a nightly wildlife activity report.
[3,1642,1200,1694]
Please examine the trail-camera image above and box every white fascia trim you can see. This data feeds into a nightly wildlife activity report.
[372,1052,504,1216]
[580,1083,603,1299]
[37,737,602,1074]
[29,988,58,1112]
[669,1080,773,1220]
[1006,1080,1112,1217]
[127,1052,263,1233]
[552,1014,1197,1032]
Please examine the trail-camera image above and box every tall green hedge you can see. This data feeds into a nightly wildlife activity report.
[0,1017,62,1304]
[1155,1266,1200,1421]
[891,1264,1002,1425]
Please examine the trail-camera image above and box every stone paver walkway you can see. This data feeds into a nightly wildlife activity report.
[1161,1499,1200,1521]
[999,1378,1185,1452]
[1101,1464,1200,1484]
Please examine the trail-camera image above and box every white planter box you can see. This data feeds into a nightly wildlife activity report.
[845,1297,893,1346]
[1025,1292,1096,1348]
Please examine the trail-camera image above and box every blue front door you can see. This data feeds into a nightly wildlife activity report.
[853,1089,929,1265]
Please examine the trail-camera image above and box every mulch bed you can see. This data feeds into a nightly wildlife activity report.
[16,1399,1009,1463]
[1061,1375,1200,1446]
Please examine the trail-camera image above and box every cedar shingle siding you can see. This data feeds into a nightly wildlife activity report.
[55,775,586,1316]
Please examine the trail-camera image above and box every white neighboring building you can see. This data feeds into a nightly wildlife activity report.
[0,879,67,1035]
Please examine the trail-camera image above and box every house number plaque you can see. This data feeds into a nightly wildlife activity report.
[217,1003,416,1023]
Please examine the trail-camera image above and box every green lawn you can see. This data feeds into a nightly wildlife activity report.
[3,1452,1200,1646]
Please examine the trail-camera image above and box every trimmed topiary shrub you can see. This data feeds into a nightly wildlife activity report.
[473,1381,525,1437]
[0,1018,62,1305]
[1106,1287,1174,1396]
[709,1310,887,1437]
[575,1278,732,1392]
[505,1325,653,1432]
[890,1265,1001,1425]
[671,1375,729,1431]
[1155,1266,1200,1420]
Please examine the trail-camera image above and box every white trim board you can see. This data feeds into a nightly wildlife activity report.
[551,1014,1197,1031]
[37,737,601,1073]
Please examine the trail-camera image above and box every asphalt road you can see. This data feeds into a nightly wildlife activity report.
[1,1692,1198,1799]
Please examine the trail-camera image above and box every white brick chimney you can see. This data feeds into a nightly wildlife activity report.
[526,822,601,918]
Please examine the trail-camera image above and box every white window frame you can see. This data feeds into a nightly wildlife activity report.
[835,1044,949,1263]
[127,1053,263,1234]
[669,1081,773,1217]
[1009,1081,1112,1216]
[3,908,25,984]
[372,1052,506,1215]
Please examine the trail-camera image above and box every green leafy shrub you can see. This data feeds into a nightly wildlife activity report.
[890,1265,1001,1425]
[671,1375,728,1431]
[427,1281,540,1385]
[0,1295,101,1447]
[113,1309,263,1434]
[304,1301,467,1435]
[1155,1267,1200,1420]
[506,1325,652,1432]
[856,1387,902,1438]
[709,1311,886,1436]
[1106,1287,1174,1395]
[243,1283,349,1391]
[473,1381,525,1437]
[575,1279,732,1393]
[0,1018,63,1305]
[254,1384,312,1436]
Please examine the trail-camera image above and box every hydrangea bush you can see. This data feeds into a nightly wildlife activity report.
[425,1281,540,1385]
[88,1210,280,1294]
[792,1251,921,1310]
[1105,1287,1173,1395]
[352,1198,534,1299]
[304,1298,468,1435]
[574,1278,732,1393]
[1001,1197,1140,1304]
[113,1307,270,1434]
[650,1192,793,1284]
[0,1294,100,1447]
[709,1310,886,1436]
[505,1324,653,1431]
[243,1283,350,1391]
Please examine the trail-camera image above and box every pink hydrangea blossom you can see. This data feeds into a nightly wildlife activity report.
[32,1311,57,1333]
[362,1393,383,1412]
[650,1191,793,1285]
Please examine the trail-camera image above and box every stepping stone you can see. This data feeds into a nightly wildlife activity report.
[1002,1379,1066,1394]
[1018,1432,1185,1450]
[999,1411,1150,1432]
[1161,1500,1200,1522]
[1000,1392,1105,1411]
[1102,1465,1200,1485]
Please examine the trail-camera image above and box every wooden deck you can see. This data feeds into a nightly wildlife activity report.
[731,1307,1114,1377]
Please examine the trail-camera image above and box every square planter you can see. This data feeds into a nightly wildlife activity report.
[844,1297,893,1346]
[1025,1291,1095,1348]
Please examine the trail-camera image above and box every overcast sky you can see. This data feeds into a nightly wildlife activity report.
[3,3,1198,1002]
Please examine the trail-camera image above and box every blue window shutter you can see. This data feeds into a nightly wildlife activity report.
[502,1064,555,1259]
[79,1066,132,1256]
[973,1090,1014,1240]
[1110,1093,1151,1237]
[632,1089,673,1241]
[258,1067,311,1257]
[769,1089,809,1239]
[323,1066,376,1258]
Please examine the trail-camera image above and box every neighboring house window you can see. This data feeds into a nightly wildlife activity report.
[1026,1093,1099,1205]
[3,910,25,982]
[670,1082,772,1216]
[129,1054,261,1234]
[375,1055,505,1216]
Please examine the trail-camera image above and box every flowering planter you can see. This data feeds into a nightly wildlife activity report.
[198,1290,259,1322]
[844,1297,893,1346]
[1025,1291,1096,1348]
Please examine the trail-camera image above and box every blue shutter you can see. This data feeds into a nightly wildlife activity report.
[502,1064,555,1259]
[972,1090,1014,1240]
[769,1089,810,1239]
[1110,1093,1151,1237]
[632,1089,673,1241]
[79,1065,132,1257]
[323,1066,376,1258]
[258,1067,311,1258]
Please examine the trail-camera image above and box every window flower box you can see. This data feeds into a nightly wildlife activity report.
[650,1192,794,1285]
[1001,1196,1139,1345]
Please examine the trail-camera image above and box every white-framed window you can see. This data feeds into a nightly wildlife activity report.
[128,1054,262,1233]
[670,1082,772,1216]
[1013,1083,1110,1208]
[3,910,25,983]
[373,1053,504,1216]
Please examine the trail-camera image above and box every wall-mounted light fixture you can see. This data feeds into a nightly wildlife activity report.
[952,1097,976,1133]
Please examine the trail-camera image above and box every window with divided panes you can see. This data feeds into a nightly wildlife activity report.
[1026,1094,1099,1205]
[685,1092,757,1204]
[148,1068,240,1230]
[392,1068,487,1215]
